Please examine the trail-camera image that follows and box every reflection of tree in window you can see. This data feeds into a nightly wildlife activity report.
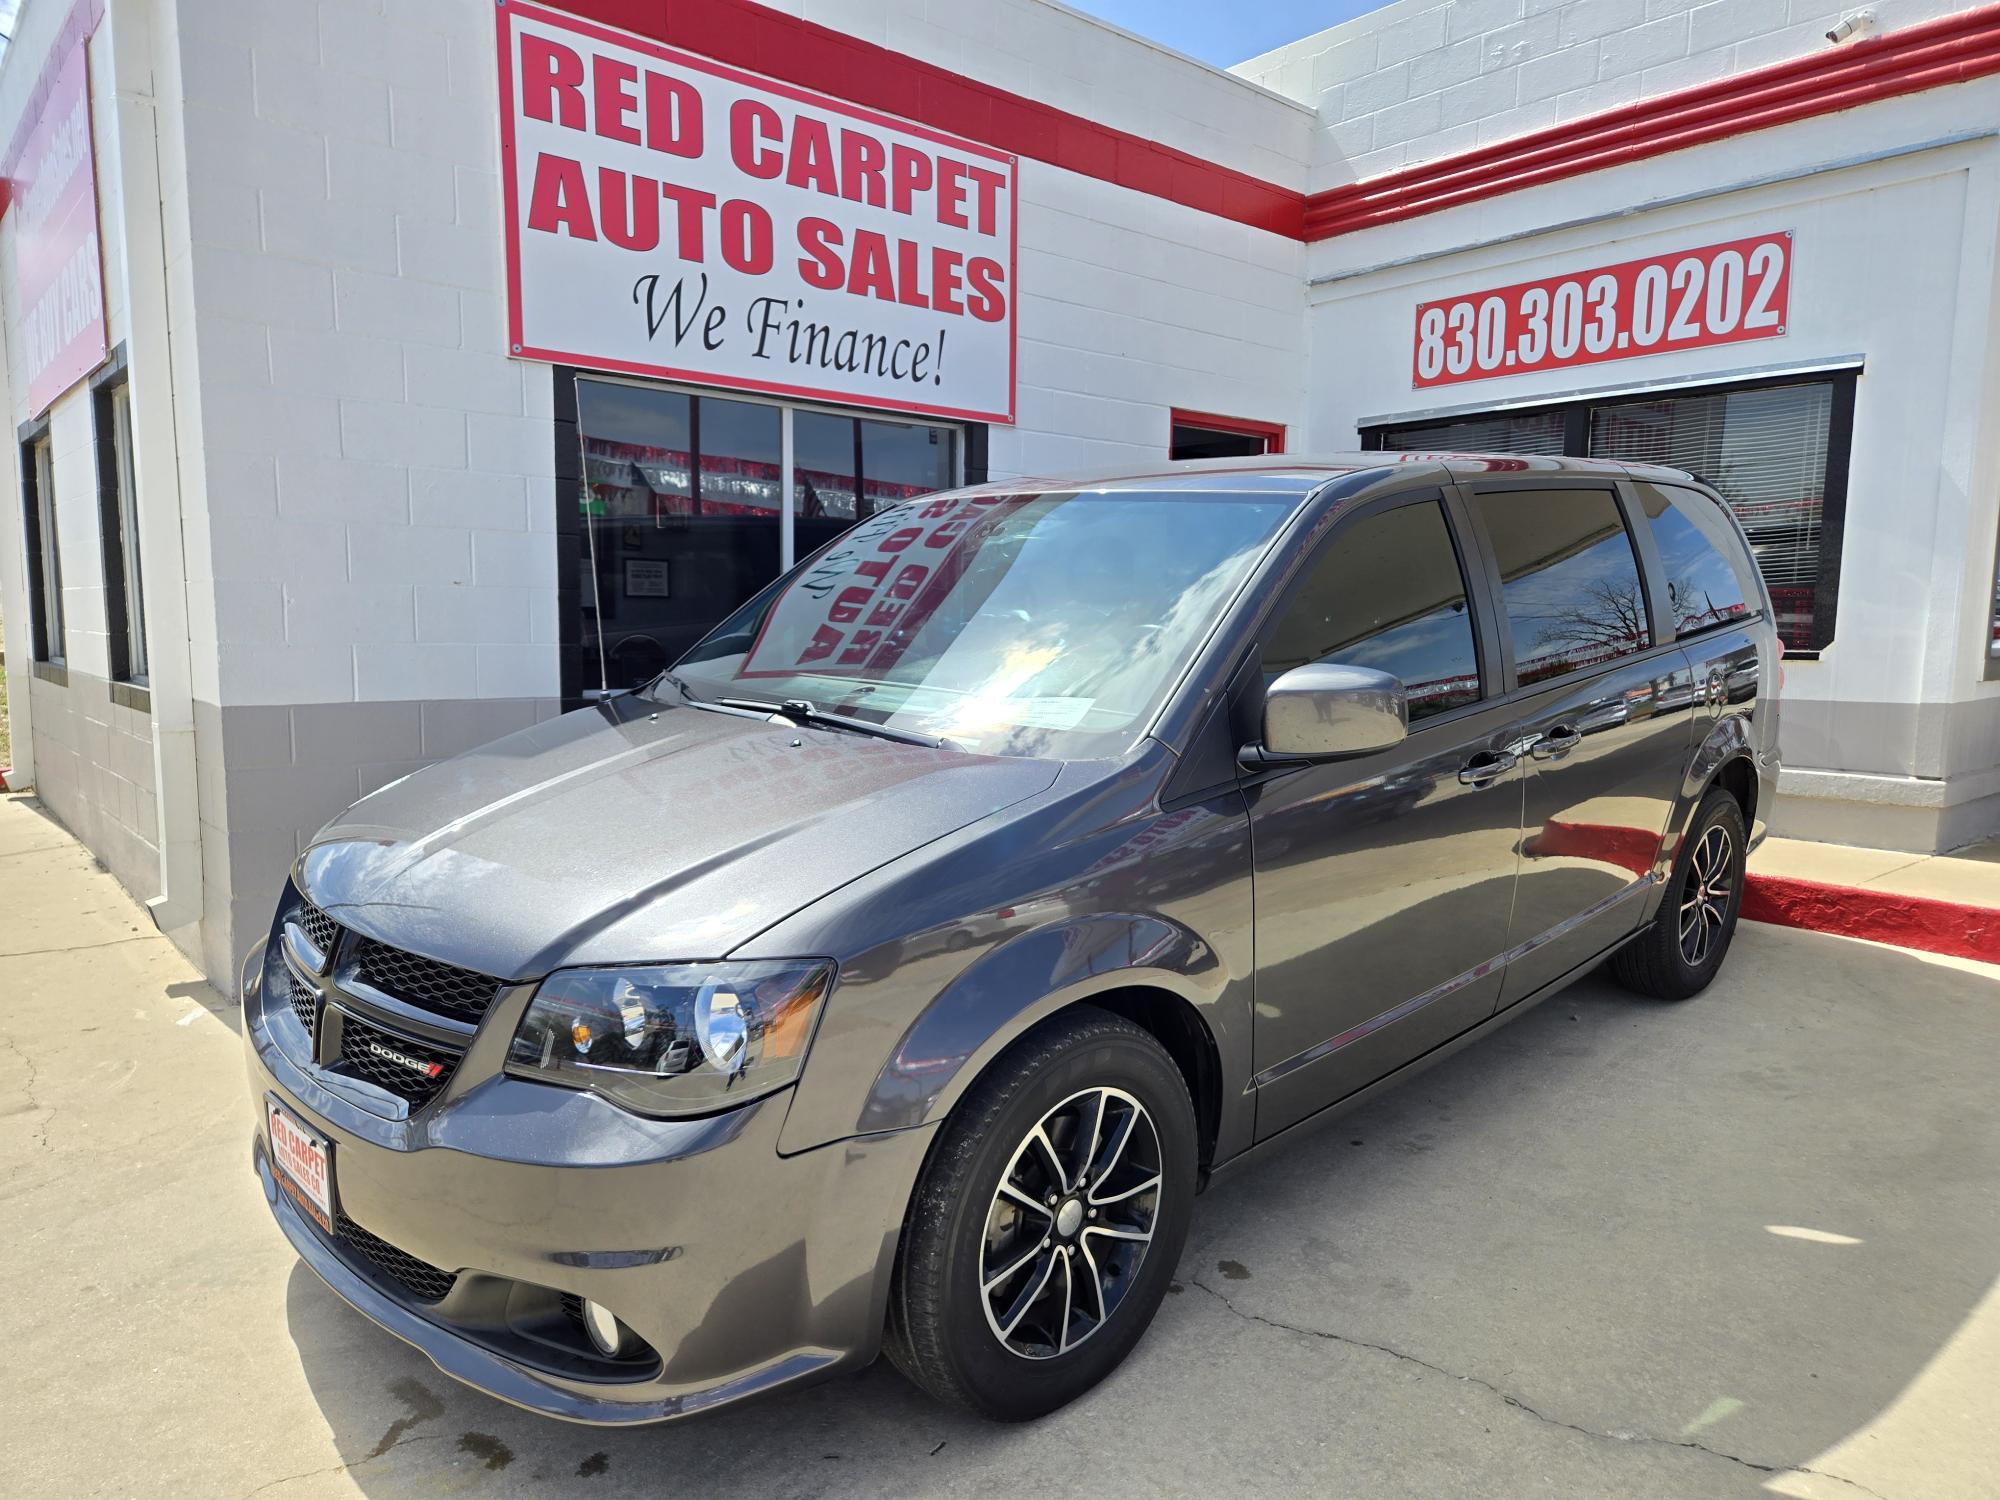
[1474,490,1650,685]
[1634,484,1753,638]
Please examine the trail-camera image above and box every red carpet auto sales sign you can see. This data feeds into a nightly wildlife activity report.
[3,0,109,418]
[497,2,1017,423]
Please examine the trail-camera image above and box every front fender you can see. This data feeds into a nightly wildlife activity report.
[769,782,1259,1160]
[860,914,1231,1134]
[778,910,1255,1158]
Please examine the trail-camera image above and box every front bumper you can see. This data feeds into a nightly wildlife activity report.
[241,940,934,1425]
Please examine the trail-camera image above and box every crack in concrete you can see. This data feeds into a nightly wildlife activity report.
[0,841,76,860]
[1187,1275,1892,1500]
[0,933,159,961]
[237,1434,449,1499]
[0,1031,54,1153]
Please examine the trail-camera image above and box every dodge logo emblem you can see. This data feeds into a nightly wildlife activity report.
[368,1040,444,1080]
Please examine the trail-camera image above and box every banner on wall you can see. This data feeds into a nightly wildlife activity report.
[496,2,1018,424]
[2,0,109,418]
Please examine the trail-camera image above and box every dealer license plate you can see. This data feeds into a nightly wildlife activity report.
[267,1096,334,1233]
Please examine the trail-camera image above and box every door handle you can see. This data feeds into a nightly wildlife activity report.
[1530,724,1582,759]
[1457,750,1517,785]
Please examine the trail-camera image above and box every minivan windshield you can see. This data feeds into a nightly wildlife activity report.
[669,488,1297,758]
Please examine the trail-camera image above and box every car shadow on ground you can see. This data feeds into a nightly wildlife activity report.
[281,924,2000,1497]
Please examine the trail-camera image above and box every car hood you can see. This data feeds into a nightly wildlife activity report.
[296,698,1060,979]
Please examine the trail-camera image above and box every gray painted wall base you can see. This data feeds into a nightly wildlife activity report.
[194,696,563,985]
[26,668,160,901]
[25,677,2000,984]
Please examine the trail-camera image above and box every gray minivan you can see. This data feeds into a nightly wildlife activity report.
[243,454,1779,1424]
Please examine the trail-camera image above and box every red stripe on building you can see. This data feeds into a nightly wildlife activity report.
[555,0,1305,236]
[1300,2,2000,239]
[558,0,2000,245]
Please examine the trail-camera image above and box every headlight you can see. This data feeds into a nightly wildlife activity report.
[505,960,832,1116]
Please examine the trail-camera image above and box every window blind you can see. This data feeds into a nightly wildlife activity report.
[1589,382,1831,647]
[1377,409,1567,456]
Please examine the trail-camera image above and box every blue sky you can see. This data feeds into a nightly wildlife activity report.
[1064,1,1390,68]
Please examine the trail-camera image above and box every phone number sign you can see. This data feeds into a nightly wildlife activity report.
[1411,232,1791,389]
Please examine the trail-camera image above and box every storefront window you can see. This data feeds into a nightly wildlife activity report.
[862,418,955,503]
[1589,383,1831,651]
[1366,372,1853,654]
[1169,409,1285,459]
[794,409,860,555]
[20,428,63,666]
[1372,409,1565,456]
[572,377,960,697]
[1987,535,2000,679]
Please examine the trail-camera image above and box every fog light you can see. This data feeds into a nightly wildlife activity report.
[580,1298,627,1357]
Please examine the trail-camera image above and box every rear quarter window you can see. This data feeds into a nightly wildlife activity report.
[1634,483,1761,638]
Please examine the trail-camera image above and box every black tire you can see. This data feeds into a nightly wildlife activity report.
[1612,787,1748,1000]
[885,1007,1197,1420]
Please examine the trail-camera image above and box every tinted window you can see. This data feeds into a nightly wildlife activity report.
[1633,483,1757,638]
[1591,382,1830,650]
[1473,488,1650,685]
[1264,500,1481,722]
[1370,374,1848,653]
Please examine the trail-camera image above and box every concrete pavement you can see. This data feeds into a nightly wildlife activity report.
[4,788,1999,1499]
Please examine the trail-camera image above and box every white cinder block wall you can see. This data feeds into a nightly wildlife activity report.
[1234,0,1974,184]
[0,0,162,899]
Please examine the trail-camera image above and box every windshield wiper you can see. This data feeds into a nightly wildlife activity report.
[718,697,955,750]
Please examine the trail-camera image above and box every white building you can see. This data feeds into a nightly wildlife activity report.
[1,0,1996,986]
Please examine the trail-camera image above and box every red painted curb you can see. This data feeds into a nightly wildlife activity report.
[1742,874,2000,965]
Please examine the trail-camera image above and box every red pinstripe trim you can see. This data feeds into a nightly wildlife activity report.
[1302,2,2000,239]
[550,0,1304,235]
[1743,874,2000,965]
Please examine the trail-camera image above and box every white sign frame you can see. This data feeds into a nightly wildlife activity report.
[497,1,1017,424]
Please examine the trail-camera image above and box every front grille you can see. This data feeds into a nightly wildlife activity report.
[282,967,317,1035]
[291,900,341,963]
[336,1211,457,1303]
[350,937,502,1022]
[335,1013,457,1110]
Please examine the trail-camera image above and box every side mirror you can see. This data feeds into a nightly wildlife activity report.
[1245,662,1408,764]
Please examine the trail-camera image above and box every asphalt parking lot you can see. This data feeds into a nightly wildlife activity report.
[4,791,1997,1499]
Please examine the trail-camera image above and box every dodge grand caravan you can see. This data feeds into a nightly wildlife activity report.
[243,455,1779,1424]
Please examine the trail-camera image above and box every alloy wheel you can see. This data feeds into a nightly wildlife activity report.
[978,1086,1163,1359]
[1678,823,1735,967]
